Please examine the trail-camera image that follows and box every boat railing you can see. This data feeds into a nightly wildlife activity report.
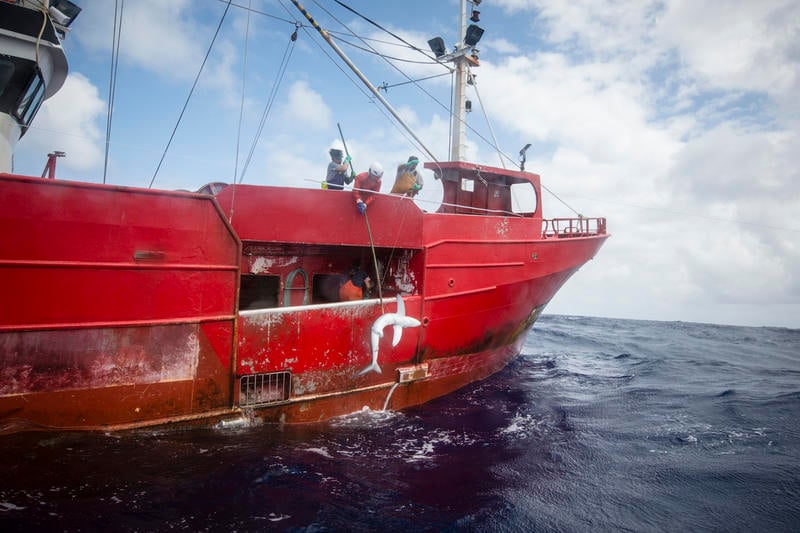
[543,217,607,239]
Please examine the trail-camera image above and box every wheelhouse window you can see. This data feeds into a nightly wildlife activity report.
[0,59,15,96]
[13,69,45,127]
[0,56,45,134]
[510,182,538,216]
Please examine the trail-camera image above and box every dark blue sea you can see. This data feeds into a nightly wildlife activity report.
[2,316,799,532]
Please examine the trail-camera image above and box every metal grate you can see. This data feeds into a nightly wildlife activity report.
[239,371,292,407]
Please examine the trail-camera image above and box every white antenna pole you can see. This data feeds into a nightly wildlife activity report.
[449,0,468,161]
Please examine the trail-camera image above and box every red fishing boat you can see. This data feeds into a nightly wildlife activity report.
[0,1,608,434]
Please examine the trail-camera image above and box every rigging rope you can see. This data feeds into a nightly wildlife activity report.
[238,26,298,183]
[103,0,124,184]
[148,0,232,189]
[363,211,385,313]
[227,0,253,224]
[332,36,444,65]
[234,0,252,186]
[470,71,505,169]
[279,1,433,161]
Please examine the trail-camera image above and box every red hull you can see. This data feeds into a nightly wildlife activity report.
[0,162,607,434]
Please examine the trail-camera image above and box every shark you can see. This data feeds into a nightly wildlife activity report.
[358,295,421,376]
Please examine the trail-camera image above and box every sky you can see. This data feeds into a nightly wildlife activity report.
[13,0,800,328]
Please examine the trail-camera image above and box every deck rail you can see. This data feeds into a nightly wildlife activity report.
[543,217,607,238]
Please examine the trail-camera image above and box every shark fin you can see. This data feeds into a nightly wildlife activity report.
[391,324,403,347]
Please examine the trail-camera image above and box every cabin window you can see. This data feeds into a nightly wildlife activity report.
[239,274,280,310]
[0,59,15,97]
[13,69,45,127]
[0,57,45,133]
[461,178,475,192]
[510,182,538,215]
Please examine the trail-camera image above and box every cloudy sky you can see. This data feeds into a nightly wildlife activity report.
[14,0,800,328]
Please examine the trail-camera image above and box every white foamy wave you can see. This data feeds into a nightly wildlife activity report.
[500,411,547,439]
[328,407,405,428]
[392,428,478,463]
[0,501,26,512]
[213,410,262,431]
[301,446,334,459]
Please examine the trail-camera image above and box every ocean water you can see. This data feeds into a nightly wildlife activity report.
[1,315,799,532]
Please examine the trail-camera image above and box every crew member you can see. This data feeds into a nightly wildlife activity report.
[390,156,423,197]
[325,148,353,190]
[353,162,383,215]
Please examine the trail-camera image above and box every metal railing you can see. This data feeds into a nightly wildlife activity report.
[542,217,607,239]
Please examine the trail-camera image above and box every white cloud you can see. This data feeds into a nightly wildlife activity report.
[75,0,239,89]
[18,73,105,173]
[484,38,521,55]
[278,80,332,130]
[658,1,800,108]
[482,0,800,326]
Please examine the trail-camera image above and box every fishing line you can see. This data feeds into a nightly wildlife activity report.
[363,211,385,313]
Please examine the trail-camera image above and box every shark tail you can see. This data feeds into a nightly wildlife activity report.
[357,361,382,376]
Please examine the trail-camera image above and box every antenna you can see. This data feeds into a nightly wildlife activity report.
[519,143,531,171]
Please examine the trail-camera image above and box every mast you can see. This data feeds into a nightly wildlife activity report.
[427,1,483,161]
[290,0,437,162]
[450,0,468,162]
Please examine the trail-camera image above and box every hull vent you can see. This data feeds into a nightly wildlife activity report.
[239,372,292,407]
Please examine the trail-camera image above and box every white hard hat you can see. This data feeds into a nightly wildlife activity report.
[368,161,383,178]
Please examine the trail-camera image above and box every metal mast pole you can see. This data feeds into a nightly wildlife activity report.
[290,0,437,162]
[450,0,468,161]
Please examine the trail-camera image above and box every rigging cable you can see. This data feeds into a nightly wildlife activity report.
[332,0,441,62]
[227,0,252,224]
[148,0,232,189]
[234,0,252,185]
[309,0,447,160]
[238,25,298,183]
[215,0,296,24]
[470,70,505,169]
[331,35,443,65]
[278,2,432,161]
[379,72,451,91]
[103,0,124,184]
[323,1,503,170]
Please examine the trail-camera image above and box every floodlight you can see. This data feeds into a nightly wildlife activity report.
[464,24,484,47]
[428,37,447,58]
[49,0,82,27]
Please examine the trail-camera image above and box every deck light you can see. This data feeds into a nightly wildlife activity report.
[464,24,484,47]
[49,0,82,27]
[428,37,447,58]
[470,10,480,22]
